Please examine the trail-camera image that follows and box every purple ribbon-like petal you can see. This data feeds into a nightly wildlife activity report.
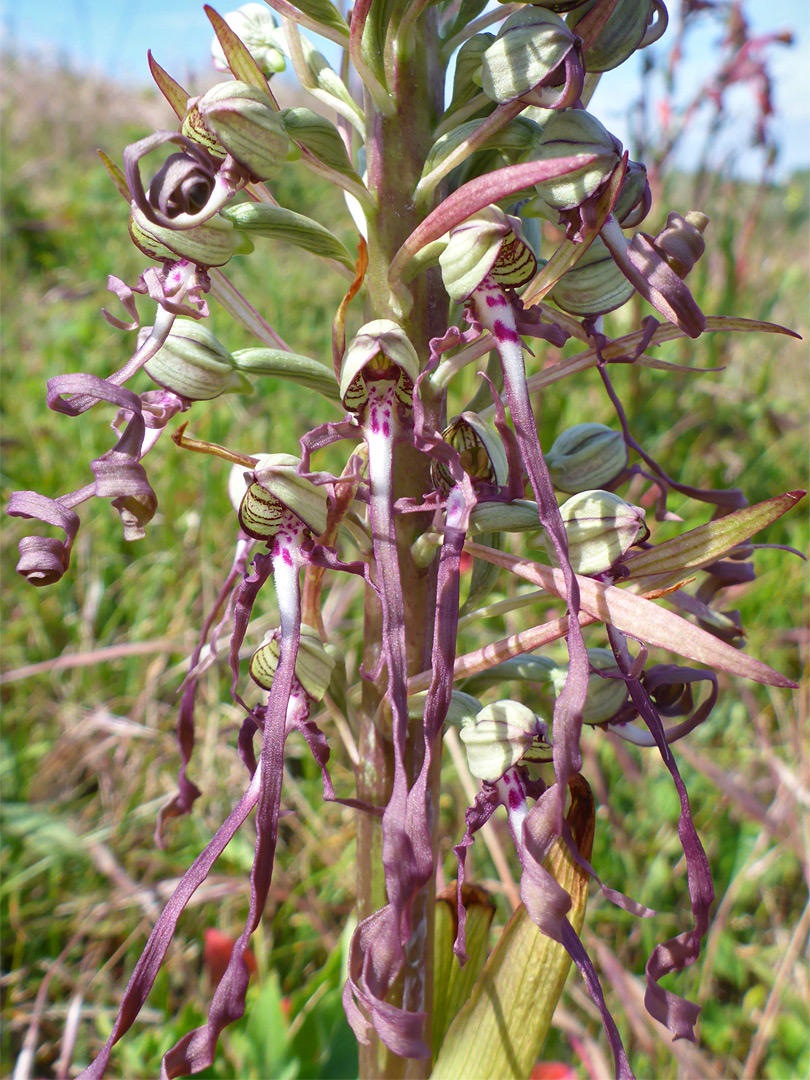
[607,626,714,1042]
[77,762,264,1079]
[7,491,82,586]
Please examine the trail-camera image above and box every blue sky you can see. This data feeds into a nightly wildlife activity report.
[3,0,809,177]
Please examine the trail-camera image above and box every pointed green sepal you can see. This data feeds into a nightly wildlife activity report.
[204,4,278,102]
[97,150,130,202]
[147,51,189,120]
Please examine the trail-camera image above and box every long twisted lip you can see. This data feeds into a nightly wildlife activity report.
[124,130,237,230]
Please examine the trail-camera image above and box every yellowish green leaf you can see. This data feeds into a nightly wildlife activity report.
[432,777,593,1079]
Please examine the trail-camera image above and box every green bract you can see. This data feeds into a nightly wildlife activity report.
[144,319,251,400]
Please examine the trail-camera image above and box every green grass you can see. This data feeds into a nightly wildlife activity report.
[2,55,808,1080]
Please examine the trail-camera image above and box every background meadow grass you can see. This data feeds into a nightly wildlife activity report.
[1,52,808,1080]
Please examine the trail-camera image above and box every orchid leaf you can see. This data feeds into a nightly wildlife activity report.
[432,778,593,1079]
[463,541,796,688]
[204,5,278,106]
[408,582,686,696]
[147,51,189,120]
[432,885,496,1059]
[623,491,806,588]
[219,204,355,269]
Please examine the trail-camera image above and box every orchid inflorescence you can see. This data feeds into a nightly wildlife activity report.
[8,2,804,1078]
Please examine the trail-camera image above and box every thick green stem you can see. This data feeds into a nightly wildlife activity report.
[354,11,447,1078]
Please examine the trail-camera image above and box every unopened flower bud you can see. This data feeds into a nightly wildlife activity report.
[409,689,482,728]
[250,624,336,700]
[459,700,550,782]
[481,7,584,108]
[238,454,329,540]
[183,81,289,181]
[432,412,509,492]
[129,204,237,266]
[549,647,628,723]
[569,0,662,73]
[527,110,622,213]
[445,33,495,115]
[211,4,286,77]
[439,205,536,301]
[468,499,542,535]
[543,489,647,575]
[546,424,628,493]
[340,320,419,412]
[144,319,251,400]
[649,211,709,279]
[613,159,651,228]
[547,235,635,316]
